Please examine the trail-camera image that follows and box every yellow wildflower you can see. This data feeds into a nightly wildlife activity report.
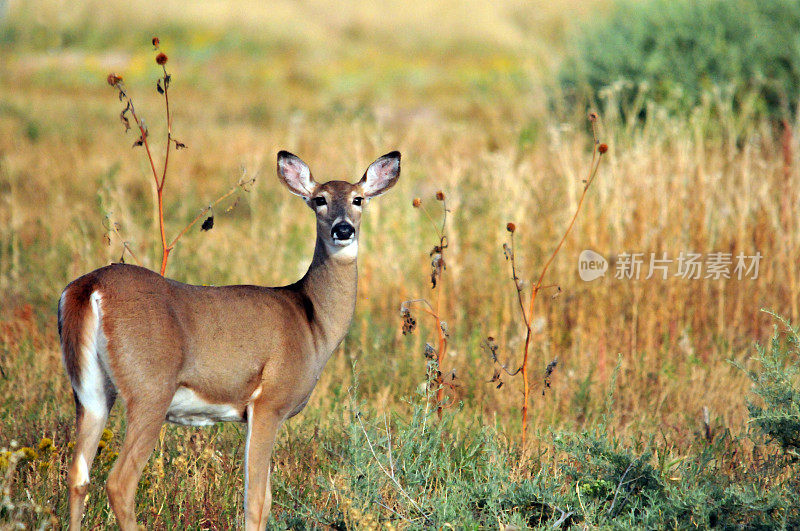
[19,447,38,461]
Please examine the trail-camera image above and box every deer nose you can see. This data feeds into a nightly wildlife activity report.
[331,222,355,241]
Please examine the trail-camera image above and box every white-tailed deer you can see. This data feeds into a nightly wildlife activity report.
[58,150,401,529]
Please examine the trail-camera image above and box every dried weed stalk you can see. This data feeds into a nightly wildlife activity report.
[487,112,607,448]
[107,38,253,275]
[401,191,454,417]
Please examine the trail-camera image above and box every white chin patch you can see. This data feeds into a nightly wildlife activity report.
[328,238,358,259]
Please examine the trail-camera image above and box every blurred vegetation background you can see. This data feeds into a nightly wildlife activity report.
[2,0,800,527]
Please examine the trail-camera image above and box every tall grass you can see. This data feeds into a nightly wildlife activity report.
[1,0,799,526]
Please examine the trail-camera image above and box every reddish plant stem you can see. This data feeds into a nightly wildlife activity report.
[415,199,448,417]
[158,68,172,276]
[126,103,170,275]
[158,200,170,275]
[160,66,172,191]
[434,273,446,418]
[128,107,160,190]
[517,123,603,448]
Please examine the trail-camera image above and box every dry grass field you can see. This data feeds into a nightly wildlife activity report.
[2,0,799,528]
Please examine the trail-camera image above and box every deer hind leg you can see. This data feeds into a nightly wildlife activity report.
[68,393,113,529]
[65,292,116,530]
[106,396,172,531]
[244,401,283,531]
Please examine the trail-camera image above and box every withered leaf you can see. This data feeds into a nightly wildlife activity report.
[132,136,144,148]
[164,74,171,89]
[544,357,558,378]
[542,357,559,396]
[173,139,187,149]
[496,382,503,389]
[482,338,499,363]
[119,101,131,131]
[423,343,436,359]
[429,248,445,288]
[201,215,214,231]
[156,79,164,94]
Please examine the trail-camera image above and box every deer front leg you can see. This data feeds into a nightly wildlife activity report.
[244,401,282,530]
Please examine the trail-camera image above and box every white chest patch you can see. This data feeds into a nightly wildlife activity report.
[166,387,243,426]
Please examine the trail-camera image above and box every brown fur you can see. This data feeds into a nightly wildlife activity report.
[61,151,400,530]
[58,273,98,389]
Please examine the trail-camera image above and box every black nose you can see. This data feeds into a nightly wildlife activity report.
[331,222,355,240]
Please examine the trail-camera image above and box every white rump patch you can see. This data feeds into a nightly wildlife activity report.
[166,387,243,426]
[73,291,112,418]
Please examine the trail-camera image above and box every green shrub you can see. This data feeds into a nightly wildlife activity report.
[313,386,560,528]
[560,0,800,119]
[739,312,800,454]
[554,428,664,523]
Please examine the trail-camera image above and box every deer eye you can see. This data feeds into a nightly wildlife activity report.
[352,197,363,206]
[312,196,327,207]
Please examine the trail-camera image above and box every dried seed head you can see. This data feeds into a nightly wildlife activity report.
[598,143,609,154]
[412,198,421,208]
[506,222,516,233]
[152,37,160,48]
[424,343,436,359]
[156,52,168,65]
[107,73,123,86]
[543,356,559,395]
[588,111,598,122]
[401,308,417,335]
[435,190,445,201]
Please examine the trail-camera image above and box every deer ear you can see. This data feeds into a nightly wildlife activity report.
[277,151,316,198]
[359,151,401,198]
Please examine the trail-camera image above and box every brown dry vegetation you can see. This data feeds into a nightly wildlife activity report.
[1,0,798,527]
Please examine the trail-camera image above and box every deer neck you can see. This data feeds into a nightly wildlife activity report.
[298,234,358,353]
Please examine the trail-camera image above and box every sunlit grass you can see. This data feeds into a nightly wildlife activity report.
[1,0,799,527]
